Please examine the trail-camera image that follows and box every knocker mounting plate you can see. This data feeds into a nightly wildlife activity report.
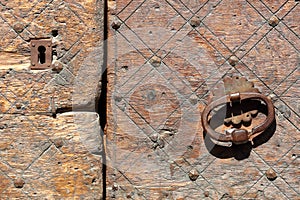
[201,76,275,146]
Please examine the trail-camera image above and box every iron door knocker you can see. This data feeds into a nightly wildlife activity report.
[201,76,275,146]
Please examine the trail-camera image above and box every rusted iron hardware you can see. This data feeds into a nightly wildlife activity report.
[201,76,275,145]
[30,39,52,70]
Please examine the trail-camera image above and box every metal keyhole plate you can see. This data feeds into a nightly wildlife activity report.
[30,39,52,70]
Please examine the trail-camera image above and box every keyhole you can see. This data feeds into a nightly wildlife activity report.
[38,46,46,64]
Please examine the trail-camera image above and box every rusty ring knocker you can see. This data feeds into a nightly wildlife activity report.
[201,76,275,145]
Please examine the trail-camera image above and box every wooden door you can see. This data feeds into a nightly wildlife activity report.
[0,0,104,198]
[106,0,299,199]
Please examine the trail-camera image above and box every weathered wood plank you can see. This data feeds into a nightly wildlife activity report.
[0,113,102,199]
[0,0,104,198]
[106,0,299,199]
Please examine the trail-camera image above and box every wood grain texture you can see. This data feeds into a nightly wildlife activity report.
[106,0,299,199]
[0,113,102,199]
[0,0,104,198]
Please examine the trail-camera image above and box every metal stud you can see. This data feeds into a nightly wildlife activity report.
[269,16,279,27]
[14,178,25,188]
[266,168,277,180]
[228,55,239,66]
[188,168,199,181]
[111,20,122,30]
[150,56,161,67]
[190,16,201,27]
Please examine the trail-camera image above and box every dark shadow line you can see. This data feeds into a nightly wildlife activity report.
[97,0,108,198]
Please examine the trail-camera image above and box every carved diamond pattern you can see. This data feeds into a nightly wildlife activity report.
[277,78,300,131]
[203,0,265,51]
[124,0,186,52]
[26,1,87,50]
[0,17,12,44]
[0,94,11,114]
[201,158,263,197]
[0,172,10,194]
[164,0,193,20]
[1,0,43,18]
[180,0,207,13]
[108,0,300,198]
[263,184,289,199]
[117,0,145,21]
[0,0,52,26]
[280,143,300,194]
[0,116,50,171]
[241,30,299,91]
[283,5,300,38]
[254,113,299,169]
[261,0,288,13]
[0,0,87,62]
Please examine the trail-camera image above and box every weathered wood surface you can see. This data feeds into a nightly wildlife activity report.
[0,113,102,199]
[107,0,299,199]
[0,0,104,198]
